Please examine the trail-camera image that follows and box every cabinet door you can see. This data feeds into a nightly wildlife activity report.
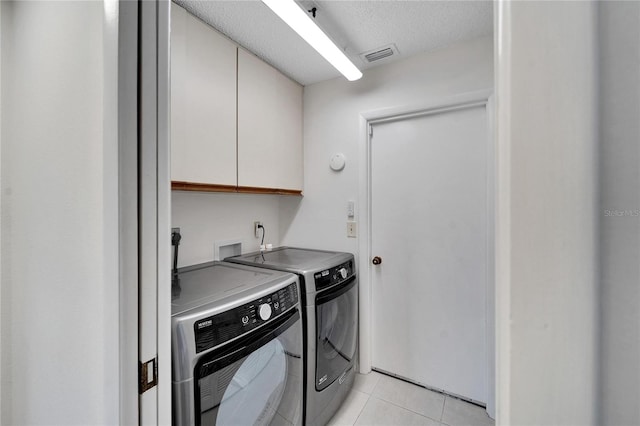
[237,49,303,191]
[171,4,237,186]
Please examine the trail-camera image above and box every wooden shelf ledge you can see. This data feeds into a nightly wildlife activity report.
[171,181,302,196]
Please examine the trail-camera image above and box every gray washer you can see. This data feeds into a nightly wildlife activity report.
[226,247,358,426]
[172,261,304,426]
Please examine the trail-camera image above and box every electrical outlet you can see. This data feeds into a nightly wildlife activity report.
[254,221,263,238]
[347,221,357,238]
[172,227,180,235]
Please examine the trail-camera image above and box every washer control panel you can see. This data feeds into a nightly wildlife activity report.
[194,282,299,353]
[313,260,354,291]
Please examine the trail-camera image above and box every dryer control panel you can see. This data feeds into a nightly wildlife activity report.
[194,282,299,353]
[313,260,354,291]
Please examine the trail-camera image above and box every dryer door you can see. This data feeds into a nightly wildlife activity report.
[315,276,358,391]
[194,309,303,426]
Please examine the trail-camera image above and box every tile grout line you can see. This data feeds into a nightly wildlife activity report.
[353,373,493,426]
[368,374,382,395]
[440,395,447,422]
[352,393,371,426]
[350,374,379,425]
[366,374,446,423]
[366,394,443,424]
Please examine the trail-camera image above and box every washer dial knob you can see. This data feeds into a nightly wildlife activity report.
[259,303,272,321]
[338,268,348,279]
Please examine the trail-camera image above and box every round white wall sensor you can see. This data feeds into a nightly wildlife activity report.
[330,153,346,171]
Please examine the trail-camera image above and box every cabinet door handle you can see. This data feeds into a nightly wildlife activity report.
[372,256,382,265]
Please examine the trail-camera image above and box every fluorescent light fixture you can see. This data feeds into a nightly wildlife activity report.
[261,0,363,81]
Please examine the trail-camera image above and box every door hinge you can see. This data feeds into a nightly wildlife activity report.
[139,357,158,394]
[369,124,373,137]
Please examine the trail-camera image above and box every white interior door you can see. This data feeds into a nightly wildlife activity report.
[370,105,489,404]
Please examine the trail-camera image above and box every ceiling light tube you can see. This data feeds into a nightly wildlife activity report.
[261,0,363,81]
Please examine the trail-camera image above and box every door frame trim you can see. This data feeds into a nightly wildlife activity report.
[156,0,172,423]
[356,87,494,400]
[115,0,139,423]
[136,0,171,424]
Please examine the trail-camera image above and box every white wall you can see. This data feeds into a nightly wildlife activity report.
[598,2,640,425]
[280,36,494,252]
[496,2,599,424]
[1,2,119,424]
[280,35,494,411]
[172,191,286,267]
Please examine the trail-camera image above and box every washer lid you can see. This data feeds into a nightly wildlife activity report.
[171,261,295,315]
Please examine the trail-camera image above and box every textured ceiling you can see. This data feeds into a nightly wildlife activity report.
[173,0,493,86]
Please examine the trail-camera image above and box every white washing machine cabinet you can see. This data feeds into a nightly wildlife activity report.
[171,261,304,426]
[226,247,358,426]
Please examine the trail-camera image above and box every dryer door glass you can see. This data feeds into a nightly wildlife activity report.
[195,309,303,426]
[315,276,358,391]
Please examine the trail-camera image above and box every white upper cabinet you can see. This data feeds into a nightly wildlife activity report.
[237,49,303,192]
[171,4,237,186]
[170,5,303,194]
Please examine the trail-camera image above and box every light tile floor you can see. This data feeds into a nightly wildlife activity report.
[328,371,495,426]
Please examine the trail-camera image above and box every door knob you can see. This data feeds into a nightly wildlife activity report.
[372,256,382,265]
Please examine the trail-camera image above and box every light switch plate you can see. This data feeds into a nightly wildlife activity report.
[347,221,357,238]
